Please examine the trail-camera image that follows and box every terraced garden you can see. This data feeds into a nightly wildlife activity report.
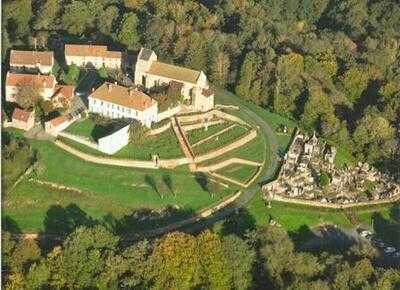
[214,163,260,185]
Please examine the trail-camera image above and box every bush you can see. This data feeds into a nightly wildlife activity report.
[318,171,330,187]
[61,64,81,85]
[98,66,108,79]
[128,121,149,144]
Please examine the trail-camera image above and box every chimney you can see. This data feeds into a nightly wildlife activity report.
[114,81,117,85]
[107,83,112,92]
[91,87,95,93]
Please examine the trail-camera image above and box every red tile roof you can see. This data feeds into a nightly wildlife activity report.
[12,108,33,122]
[202,88,214,97]
[50,115,69,127]
[65,44,121,59]
[10,50,54,67]
[90,82,156,111]
[6,72,56,89]
[53,85,75,104]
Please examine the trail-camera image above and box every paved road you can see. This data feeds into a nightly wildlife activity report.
[179,90,281,233]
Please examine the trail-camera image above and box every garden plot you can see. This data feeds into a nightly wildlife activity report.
[214,163,260,185]
[186,122,233,145]
[192,125,250,156]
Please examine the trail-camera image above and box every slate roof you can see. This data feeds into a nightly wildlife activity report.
[139,48,154,61]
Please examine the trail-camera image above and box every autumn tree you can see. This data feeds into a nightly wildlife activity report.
[235,51,262,100]
[118,12,140,50]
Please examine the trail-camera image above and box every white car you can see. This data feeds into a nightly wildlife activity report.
[384,247,396,254]
[360,230,372,237]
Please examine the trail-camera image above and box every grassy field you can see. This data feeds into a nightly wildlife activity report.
[186,123,232,145]
[193,125,249,155]
[215,163,259,184]
[64,118,98,140]
[60,127,184,160]
[3,131,235,232]
[114,128,183,160]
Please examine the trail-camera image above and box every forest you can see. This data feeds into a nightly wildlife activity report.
[3,218,400,289]
[2,0,400,175]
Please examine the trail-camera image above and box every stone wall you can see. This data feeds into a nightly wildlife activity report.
[148,122,171,136]
[58,131,98,150]
[273,193,400,209]
[54,140,158,169]
[157,105,182,122]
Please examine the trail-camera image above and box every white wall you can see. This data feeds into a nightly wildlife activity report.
[6,85,54,102]
[88,97,157,127]
[66,55,121,69]
[97,124,130,154]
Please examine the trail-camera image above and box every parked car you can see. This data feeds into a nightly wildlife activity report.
[384,247,396,254]
[360,230,372,237]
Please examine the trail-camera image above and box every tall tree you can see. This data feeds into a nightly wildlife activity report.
[235,51,262,100]
[62,1,93,35]
[118,12,140,49]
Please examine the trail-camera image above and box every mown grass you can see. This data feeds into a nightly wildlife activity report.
[186,123,232,145]
[3,135,234,232]
[193,126,249,155]
[114,128,183,160]
[215,163,259,184]
[64,118,98,140]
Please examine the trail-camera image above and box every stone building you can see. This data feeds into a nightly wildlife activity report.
[10,50,54,74]
[5,72,57,102]
[11,108,35,131]
[88,82,158,127]
[134,48,214,112]
[65,44,122,69]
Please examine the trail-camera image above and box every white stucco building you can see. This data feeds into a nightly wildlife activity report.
[88,82,158,127]
[65,44,122,69]
[5,72,57,102]
[10,50,54,74]
[134,48,214,112]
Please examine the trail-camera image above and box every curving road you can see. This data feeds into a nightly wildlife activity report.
[178,89,282,233]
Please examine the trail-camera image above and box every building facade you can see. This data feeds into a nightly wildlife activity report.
[88,82,158,127]
[5,72,57,102]
[65,44,122,69]
[10,50,54,74]
[11,108,35,131]
[134,48,214,112]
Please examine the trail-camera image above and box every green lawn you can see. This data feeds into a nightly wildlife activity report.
[186,123,232,145]
[59,128,184,160]
[199,133,267,167]
[114,128,183,160]
[64,118,99,141]
[193,126,249,155]
[3,133,234,233]
[215,163,259,184]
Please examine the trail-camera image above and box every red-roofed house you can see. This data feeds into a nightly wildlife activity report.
[45,115,74,135]
[52,85,75,108]
[10,50,54,74]
[65,44,121,69]
[5,72,57,102]
[11,108,35,131]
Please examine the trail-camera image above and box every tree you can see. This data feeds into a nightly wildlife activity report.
[98,5,119,37]
[9,239,41,274]
[340,66,370,104]
[15,82,42,110]
[210,51,231,87]
[61,64,81,85]
[223,235,256,290]
[97,67,108,79]
[3,0,33,40]
[197,230,231,289]
[184,33,207,71]
[62,1,93,35]
[34,0,62,31]
[235,51,262,100]
[128,121,149,144]
[118,12,140,49]
[50,226,119,289]
[318,171,330,187]
[150,232,202,290]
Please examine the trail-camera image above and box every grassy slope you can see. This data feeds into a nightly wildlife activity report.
[3,135,234,232]
[215,163,259,184]
[64,118,97,140]
[186,123,232,145]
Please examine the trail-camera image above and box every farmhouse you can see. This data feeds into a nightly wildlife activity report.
[65,44,122,69]
[52,85,75,108]
[11,108,35,131]
[10,49,54,74]
[134,48,214,112]
[45,115,74,135]
[5,72,57,102]
[88,82,158,127]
